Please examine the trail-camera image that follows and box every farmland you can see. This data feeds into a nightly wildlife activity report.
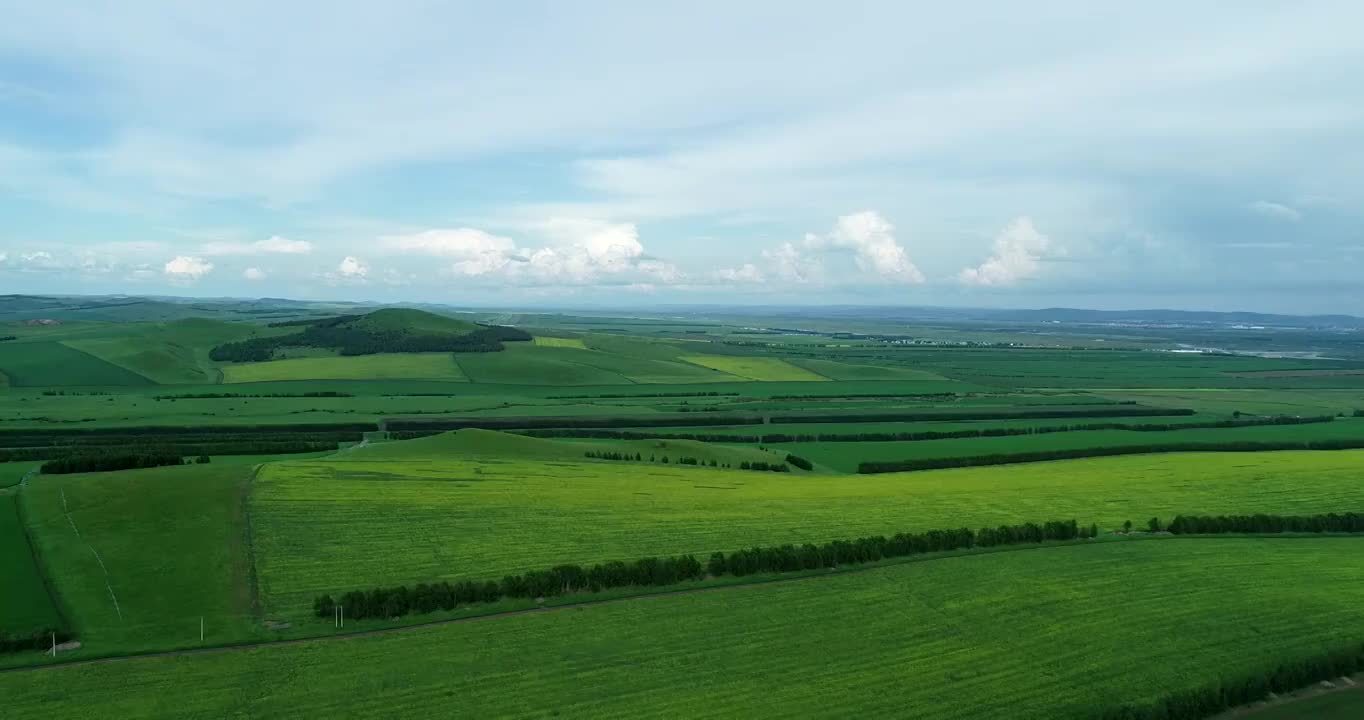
[3,538,1363,718]
[5,296,1364,718]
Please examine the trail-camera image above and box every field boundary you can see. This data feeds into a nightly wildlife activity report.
[12,472,74,632]
[5,534,1360,675]
[241,465,263,619]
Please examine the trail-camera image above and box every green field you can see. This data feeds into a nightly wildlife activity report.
[0,341,154,387]
[4,538,1363,718]
[19,464,261,655]
[250,444,1364,621]
[0,494,62,634]
[223,353,469,383]
[680,354,830,381]
[532,336,588,349]
[785,418,1364,472]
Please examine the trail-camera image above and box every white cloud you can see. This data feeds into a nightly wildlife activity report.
[201,235,313,255]
[243,267,266,280]
[337,256,368,278]
[804,211,924,283]
[163,255,213,282]
[714,263,765,283]
[382,228,517,276]
[958,217,1056,286]
[1248,200,1302,221]
[761,242,821,284]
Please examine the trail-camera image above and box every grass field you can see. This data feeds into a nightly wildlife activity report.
[223,353,469,383]
[0,494,63,634]
[18,464,262,657]
[250,444,1364,621]
[789,358,964,383]
[680,354,829,381]
[784,418,1364,472]
[532,336,588,349]
[0,341,154,387]
[1,461,41,488]
[364,429,790,469]
[4,538,1364,718]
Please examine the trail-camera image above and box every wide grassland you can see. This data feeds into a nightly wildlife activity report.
[680,354,829,381]
[10,464,262,665]
[787,418,1364,472]
[0,341,153,387]
[6,539,1364,719]
[251,448,1364,620]
[223,353,468,383]
[0,494,62,634]
[460,344,743,384]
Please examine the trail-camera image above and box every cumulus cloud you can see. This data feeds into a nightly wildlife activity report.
[714,263,766,283]
[803,211,924,283]
[382,228,518,276]
[958,217,1056,286]
[243,267,266,280]
[163,255,213,282]
[380,219,675,286]
[337,256,368,278]
[1248,200,1302,222]
[201,235,314,255]
[761,243,821,284]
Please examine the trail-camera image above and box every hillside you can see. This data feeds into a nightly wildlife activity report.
[209,309,530,362]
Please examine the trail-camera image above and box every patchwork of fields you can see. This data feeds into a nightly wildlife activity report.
[223,353,469,382]
[680,354,830,381]
[4,538,1363,718]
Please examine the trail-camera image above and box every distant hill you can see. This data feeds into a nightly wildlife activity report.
[209,308,529,362]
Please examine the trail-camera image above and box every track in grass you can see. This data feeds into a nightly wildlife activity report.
[4,538,1363,719]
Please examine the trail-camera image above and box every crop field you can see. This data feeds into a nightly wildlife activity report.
[16,464,262,660]
[0,341,154,387]
[680,354,830,381]
[0,494,62,634]
[785,418,1364,472]
[250,444,1364,621]
[222,353,469,383]
[5,538,1364,719]
[532,336,588,349]
[788,358,963,383]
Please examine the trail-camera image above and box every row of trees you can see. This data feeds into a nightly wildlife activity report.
[738,461,789,472]
[770,407,1194,424]
[209,319,531,362]
[785,453,813,470]
[0,629,74,655]
[387,414,763,432]
[1167,512,1364,534]
[581,450,789,472]
[548,391,740,400]
[0,335,15,342]
[858,439,1364,473]
[0,422,375,438]
[315,517,1095,621]
[1083,641,1364,720]
[41,452,186,474]
[2,440,340,463]
[152,391,353,400]
[768,392,959,401]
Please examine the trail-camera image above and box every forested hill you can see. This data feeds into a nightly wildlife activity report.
[209,308,531,361]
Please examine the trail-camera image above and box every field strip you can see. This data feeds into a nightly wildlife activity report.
[5,534,1360,675]
[60,488,123,621]
[12,471,72,629]
[242,466,263,617]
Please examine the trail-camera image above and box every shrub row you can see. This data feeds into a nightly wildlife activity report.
[857,439,1364,473]
[0,441,336,463]
[770,407,1194,424]
[385,415,763,432]
[785,453,813,470]
[0,422,375,439]
[582,450,788,472]
[1167,512,1364,534]
[1083,641,1364,720]
[0,335,16,342]
[767,392,959,400]
[314,517,1094,622]
[152,391,354,400]
[548,391,740,399]
[0,629,75,655]
[739,461,789,472]
[41,452,186,474]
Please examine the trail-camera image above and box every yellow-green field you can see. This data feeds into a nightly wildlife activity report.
[532,336,588,349]
[680,354,829,381]
[222,353,468,382]
[5,538,1364,719]
[251,446,1364,620]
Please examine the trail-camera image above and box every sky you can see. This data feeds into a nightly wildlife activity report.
[1,1,1362,313]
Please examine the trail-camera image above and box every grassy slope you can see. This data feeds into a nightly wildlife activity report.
[223,353,469,383]
[346,308,481,335]
[789,357,963,382]
[5,539,1364,719]
[0,341,153,387]
[456,344,636,385]
[788,418,1364,472]
[18,464,262,658]
[680,354,830,381]
[0,494,62,633]
[251,446,1364,620]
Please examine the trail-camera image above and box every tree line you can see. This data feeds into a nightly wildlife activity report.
[41,452,187,474]
[1,440,336,463]
[785,453,813,470]
[858,438,1364,474]
[0,335,17,342]
[582,450,790,472]
[209,321,530,361]
[548,391,740,399]
[769,407,1194,424]
[1082,640,1364,720]
[153,391,353,400]
[386,414,763,433]
[314,516,1095,622]
[768,392,959,401]
[0,628,75,655]
[1167,512,1364,534]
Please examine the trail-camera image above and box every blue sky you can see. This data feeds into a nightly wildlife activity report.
[1,1,1362,313]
